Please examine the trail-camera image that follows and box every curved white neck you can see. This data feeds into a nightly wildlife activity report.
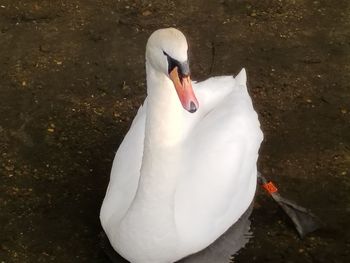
[136,63,186,199]
[144,63,186,148]
[122,63,187,247]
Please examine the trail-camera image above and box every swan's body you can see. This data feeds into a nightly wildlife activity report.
[100,28,263,263]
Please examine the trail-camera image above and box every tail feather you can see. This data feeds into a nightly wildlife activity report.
[179,202,254,263]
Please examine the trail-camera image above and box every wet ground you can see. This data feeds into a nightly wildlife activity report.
[0,0,349,262]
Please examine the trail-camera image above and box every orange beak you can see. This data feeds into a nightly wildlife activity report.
[169,67,199,113]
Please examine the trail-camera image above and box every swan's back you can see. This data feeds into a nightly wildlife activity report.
[175,70,262,255]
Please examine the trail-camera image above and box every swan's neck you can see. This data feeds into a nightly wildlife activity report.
[136,64,186,199]
[126,63,186,221]
[119,64,187,252]
[144,64,186,148]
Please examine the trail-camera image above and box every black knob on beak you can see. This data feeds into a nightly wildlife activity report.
[189,101,197,113]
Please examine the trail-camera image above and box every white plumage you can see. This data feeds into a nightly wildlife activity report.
[100,28,263,263]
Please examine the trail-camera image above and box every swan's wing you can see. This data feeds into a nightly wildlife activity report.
[175,69,263,250]
[194,75,236,114]
[192,68,246,112]
[100,100,147,229]
[184,69,248,134]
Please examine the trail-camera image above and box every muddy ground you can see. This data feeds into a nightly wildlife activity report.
[0,0,349,262]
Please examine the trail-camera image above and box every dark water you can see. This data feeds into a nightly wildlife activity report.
[1,0,349,262]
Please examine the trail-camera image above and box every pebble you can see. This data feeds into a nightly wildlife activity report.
[142,10,152,16]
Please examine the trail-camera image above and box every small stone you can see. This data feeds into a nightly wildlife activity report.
[142,10,152,16]
[341,108,347,114]
[5,165,14,171]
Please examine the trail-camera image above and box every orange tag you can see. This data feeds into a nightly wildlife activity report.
[262,181,278,194]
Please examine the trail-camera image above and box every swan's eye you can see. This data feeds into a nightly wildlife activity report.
[163,51,190,77]
[163,51,177,74]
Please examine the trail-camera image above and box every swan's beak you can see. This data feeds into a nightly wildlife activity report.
[169,67,199,113]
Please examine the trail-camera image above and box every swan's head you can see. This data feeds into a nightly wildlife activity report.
[146,28,199,113]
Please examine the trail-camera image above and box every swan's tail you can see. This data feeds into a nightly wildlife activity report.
[179,202,254,263]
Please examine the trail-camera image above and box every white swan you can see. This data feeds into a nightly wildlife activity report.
[100,28,263,263]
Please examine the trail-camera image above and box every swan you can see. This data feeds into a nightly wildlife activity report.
[100,28,263,263]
